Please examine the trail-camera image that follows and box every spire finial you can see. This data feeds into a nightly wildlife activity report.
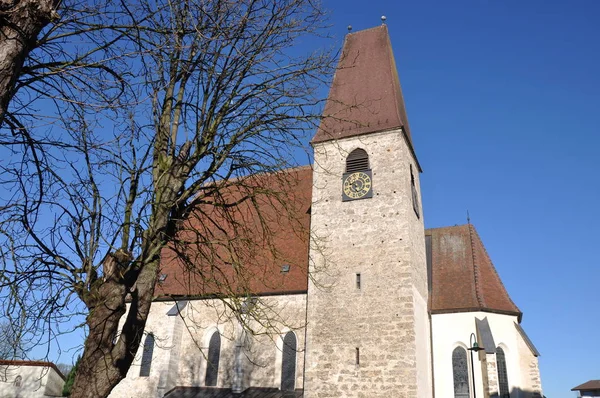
[381,15,387,25]
[467,210,471,225]
[347,25,352,32]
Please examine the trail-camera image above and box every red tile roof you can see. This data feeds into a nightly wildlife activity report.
[155,167,312,299]
[427,224,521,318]
[311,26,420,170]
[156,168,521,319]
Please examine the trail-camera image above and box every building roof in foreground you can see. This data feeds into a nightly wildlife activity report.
[156,167,520,319]
[311,25,420,170]
[572,380,600,391]
[0,360,66,379]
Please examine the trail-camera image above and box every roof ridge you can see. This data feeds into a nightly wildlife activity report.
[467,223,485,308]
[346,24,387,36]
[0,360,66,380]
[470,225,521,316]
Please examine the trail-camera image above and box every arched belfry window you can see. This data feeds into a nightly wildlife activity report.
[496,347,510,397]
[205,331,221,387]
[345,148,369,173]
[452,346,470,398]
[281,332,297,392]
[342,148,373,201]
[139,333,154,377]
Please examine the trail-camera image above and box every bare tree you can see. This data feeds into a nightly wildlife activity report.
[0,0,60,125]
[0,321,26,359]
[0,0,333,397]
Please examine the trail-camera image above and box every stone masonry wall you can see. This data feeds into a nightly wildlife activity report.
[108,301,177,398]
[485,353,499,398]
[109,294,307,398]
[305,129,430,398]
[176,295,307,391]
[516,327,543,398]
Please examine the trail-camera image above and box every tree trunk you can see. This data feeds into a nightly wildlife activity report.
[69,242,164,397]
[0,0,58,125]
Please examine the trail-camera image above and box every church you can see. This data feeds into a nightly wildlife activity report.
[108,25,543,398]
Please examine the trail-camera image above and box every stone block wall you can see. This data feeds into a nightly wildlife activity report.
[516,325,543,398]
[305,130,430,398]
[108,301,177,398]
[176,295,307,391]
[109,294,307,398]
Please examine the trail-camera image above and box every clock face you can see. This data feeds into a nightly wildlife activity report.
[342,171,373,201]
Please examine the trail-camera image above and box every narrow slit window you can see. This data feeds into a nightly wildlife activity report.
[281,332,297,392]
[139,333,155,377]
[452,346,470,398]
[205,331,221,386]
[410,165,420,218]
[497,347,510,397]
[356,273,361,289]
[355,347,360,365]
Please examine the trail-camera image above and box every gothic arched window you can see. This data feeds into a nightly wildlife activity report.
[281,332,297,391]
[205,331,221,387]
[452,346,470,398]
[345,148,369,173]
[139,333,155,377]
[497,347,510,397]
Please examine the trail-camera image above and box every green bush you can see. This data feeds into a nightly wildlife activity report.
[62,356,81,396]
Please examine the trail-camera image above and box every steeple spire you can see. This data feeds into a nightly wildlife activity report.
[312,25,420,170]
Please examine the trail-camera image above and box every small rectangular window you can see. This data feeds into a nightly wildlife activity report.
[355,347,360,365]
[356,273,361,289]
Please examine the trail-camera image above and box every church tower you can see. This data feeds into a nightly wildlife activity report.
[304,25,432,397]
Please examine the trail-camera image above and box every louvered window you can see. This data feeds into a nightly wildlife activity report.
[281,332,297,392]
[411,165,420,218]
[497,347,510,397]
[345,148,369,173]
[452,346,470,398]
[139,334,154,377]
[205,332,221,386]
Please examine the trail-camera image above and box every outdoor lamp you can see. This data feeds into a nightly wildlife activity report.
[467,333,485,398]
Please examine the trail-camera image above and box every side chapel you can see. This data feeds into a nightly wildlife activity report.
[109,25,543,398]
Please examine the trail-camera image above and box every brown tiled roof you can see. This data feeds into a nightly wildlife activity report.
[155,167,312,299]
[312,26,420,170]
[427,224,521,319]
[572,380,600,391]
[156,169,520,320]
[0,360,66,380]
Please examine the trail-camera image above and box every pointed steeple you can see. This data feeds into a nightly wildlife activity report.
[312,25,420,169]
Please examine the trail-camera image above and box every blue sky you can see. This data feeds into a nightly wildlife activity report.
[27,1,597,396]
[321,0,599,396]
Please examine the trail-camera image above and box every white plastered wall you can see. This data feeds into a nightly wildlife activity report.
[431,311,534,398]
[108,301,180,398]
[109,294,307,397]
[0,364,64,398]
[176,294,306,391]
